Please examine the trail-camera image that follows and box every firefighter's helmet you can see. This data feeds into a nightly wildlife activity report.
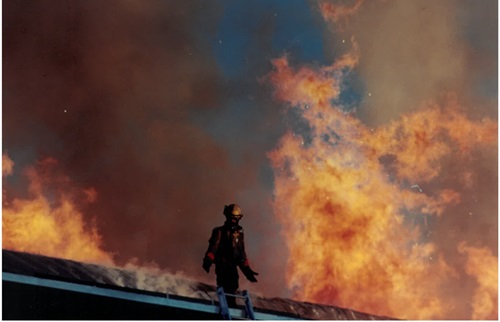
[224,204,243,220]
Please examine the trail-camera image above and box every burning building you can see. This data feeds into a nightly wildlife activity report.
[3,249,392,320]
[3,0,497,320]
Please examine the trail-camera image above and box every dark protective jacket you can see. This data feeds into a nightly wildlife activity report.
[204,221,250,293]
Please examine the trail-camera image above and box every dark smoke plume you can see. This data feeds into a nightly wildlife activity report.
[3,0,287,296]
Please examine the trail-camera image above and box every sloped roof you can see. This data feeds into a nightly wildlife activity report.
[2,249,393,320]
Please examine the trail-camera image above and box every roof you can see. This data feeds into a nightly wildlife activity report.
[2,249,393,320]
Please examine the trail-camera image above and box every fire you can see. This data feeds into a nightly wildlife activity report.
[2,154,208,298]
[320,0,365,24]
[2,156,113,265]
[267,49,497,318]
[458,243,499,320]
[3,153,14,176]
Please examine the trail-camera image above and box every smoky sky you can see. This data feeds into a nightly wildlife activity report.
[3,0,330,297]
[3,0,497,304]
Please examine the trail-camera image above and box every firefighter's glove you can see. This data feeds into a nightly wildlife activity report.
[241,266,259,283]
[202,257,212,273]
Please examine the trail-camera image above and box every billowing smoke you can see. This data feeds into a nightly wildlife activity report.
[322,0,498,124]
[3,1,497,318]
[3,0,287,296]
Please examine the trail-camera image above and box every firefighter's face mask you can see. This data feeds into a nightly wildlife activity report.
[228,214,243,224]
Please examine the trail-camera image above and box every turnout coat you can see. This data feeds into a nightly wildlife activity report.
[204,222,250,292]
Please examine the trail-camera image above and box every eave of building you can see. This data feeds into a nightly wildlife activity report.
[3,271,300,320]
[2,250,395,320]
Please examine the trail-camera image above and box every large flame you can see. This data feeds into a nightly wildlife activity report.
[267,49,497,319]
[2,154,212,298]
[2,155,113,265]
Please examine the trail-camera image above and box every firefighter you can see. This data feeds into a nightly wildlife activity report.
[202,204,258,307]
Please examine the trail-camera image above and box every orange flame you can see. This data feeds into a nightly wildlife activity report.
[2,157,113,265]
[2,155,209,298]
[268,50,497,319]
[458,243,499,320]
[320,0,365,24]
[3,153,14,177]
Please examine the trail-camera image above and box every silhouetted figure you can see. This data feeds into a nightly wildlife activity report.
[203,204,258,307]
